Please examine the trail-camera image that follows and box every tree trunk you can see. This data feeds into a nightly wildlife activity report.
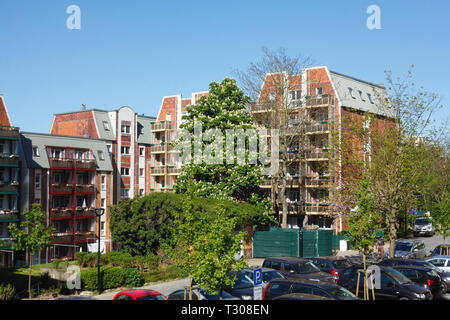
[281,161,288,228]
[188,275,193,300]
[28,251,33,299]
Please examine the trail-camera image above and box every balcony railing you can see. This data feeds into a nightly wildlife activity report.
[151,144,166,153]
[167,167,181,175]
[0,184,19,194]
[75,160,96,170]
[0,212,19,222]
[0,156,19,167]
[151,122,173,131]
[51,208,73,218]
[0,126,19,139]
[304,178,330,187]
[51,183,74,193]
[304,204,329,214]
[305,95,335,107]
[150,167,165,175]
[52,233,73,242]
[304,151,329,160]
[75,184,95,193]
[75,231,96,241]
[305,123,329,133]
[75,208,96,217]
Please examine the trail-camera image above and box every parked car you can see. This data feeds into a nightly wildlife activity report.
[393,240,427,260]
[378,258,450,293]
[337,265,432,300]
[392,265,443,298]
[262,277,359,300]
[224,267,285,300]
[306,256,353,280]
[167,288,240,300]
[272,293,335,300]
[429,244,450,257]
[113,289,168,300]
[262,257,337,283]
[413,218,435,237]
[426,256,450,272]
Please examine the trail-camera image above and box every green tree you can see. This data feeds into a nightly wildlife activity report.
[8,203,53,299]
[174,78,270,212]
[190,203,247,300]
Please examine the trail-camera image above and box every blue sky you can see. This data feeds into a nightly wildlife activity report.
[0,0,449,133]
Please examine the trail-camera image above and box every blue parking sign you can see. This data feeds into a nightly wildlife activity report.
[253,268,263,286]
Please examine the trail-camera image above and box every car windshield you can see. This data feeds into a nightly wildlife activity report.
[200,289,234,299]
[297,261,321,274]
[387,269,412,285]
[427,270,439,278]
[263,271,285,282]
[415,219,429,225]
[332,259,351,268]
[395,242,412,251]
[231,273,253,289]
[422,261,442,272]
[327,286,358,300]
[136,294,167,300]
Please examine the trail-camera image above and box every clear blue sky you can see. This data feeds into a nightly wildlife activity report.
[1,0,449,133]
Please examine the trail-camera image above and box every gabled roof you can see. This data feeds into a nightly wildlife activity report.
[20,132,113,172]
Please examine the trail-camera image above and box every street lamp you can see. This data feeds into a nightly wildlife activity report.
[95,208,105,294]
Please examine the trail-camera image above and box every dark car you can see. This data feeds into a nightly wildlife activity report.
[392,265,443,298]
[306,256,353,280]
[225,267,285,300]
[273,293,335,300]
[167,288,239,300]
[378,258,450,293]
[429,244,450,257]
[262,257,337,283]
[337,265,432,300]
[394,240,427,260]
[262,277,358,300]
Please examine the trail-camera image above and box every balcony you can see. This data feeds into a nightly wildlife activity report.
[75,208,96,218]
[75,160,96,170]
[51,208,73,218]
[305,95,335,108]
[304,204,330,214]
[151,122,173,132]
[75,184,95,193]
[51,183,74,193]
[304,151,329,161]
[0,126,19,139]
[305,123,329,134]
[50,159,74,169]
[303,178,330,188]
[0,183,19,195]
[167,167,181,175]
[0,212,19,222]
[151,144,166,153]
[250,104,273,113]
[75,231,96,242]
[150,167,165,175]
[0,155,19,167]
[52,233,73,243]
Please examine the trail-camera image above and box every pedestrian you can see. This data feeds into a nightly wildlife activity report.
[376,236,384,260]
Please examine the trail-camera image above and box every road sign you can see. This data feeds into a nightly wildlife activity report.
[253,285,263,300]
[253,268,263,286]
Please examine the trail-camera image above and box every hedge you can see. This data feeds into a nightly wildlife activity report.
[81,266,124,291]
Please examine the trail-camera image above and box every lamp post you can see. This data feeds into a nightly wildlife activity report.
[95,208,105,295]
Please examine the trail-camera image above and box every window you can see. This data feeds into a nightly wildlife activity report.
[120,188,130,198]
[35,172,41,190]
[359,90,365,101]
[269,92,276,101]
[271,261,281,270]
[291,284,312,294]
[101,175,106,191]
[103,121,110,131]
[115,295,133,301]
[139,147,145,157]
[166,113,172,121]
[121,124,130,134]
[139,189,144,195]
[101,198,105,208]
[106,144,112,154]
[290,90,301,100]
[315,87,323,95]
[32,146,40,157]
[311,288,330,298]
[98,150,105,161]
[367,93,374,104]
[268,282,291,297]
[120,168,130,176]
[429,259,446,267]
[348,88,356,99]
[284,263,296,273]
[139,168,144,177]
[121,146,130,155]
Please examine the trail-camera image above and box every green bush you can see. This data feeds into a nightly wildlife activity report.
[124,268,144,287]
[0,283,16,300]
[81,266,125,291]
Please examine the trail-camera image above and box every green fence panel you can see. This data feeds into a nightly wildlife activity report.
[253,228,300,258]
[318,230,333,256]
[300,229,318,258]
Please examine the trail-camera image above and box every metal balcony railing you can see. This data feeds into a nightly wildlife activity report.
[305,95,335,107]
[151,122,173,131]
[0,126,19,139]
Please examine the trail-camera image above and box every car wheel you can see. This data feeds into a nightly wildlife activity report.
[399,297,410,301]
[441,282,448,294]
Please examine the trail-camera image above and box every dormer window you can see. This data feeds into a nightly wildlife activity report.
[315,87,323,95]
[348,88,356,99]
[367,93,374,104]
[359,90,365,101]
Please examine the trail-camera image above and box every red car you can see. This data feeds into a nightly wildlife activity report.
[112,289,168,301]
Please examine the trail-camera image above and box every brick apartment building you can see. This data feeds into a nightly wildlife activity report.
[252,66,394,233]
[19,132,114,262]
[0,96,20,267]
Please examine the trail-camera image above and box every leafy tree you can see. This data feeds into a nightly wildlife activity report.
[174,78,270,212]
[8,203,53,299]
[190,203,247,300]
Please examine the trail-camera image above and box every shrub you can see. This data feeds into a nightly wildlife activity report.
[51,259,61,269]
[124,268,144,287]
[0,283,16,300]
[103,251,133,268]
[81,266,124,291]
